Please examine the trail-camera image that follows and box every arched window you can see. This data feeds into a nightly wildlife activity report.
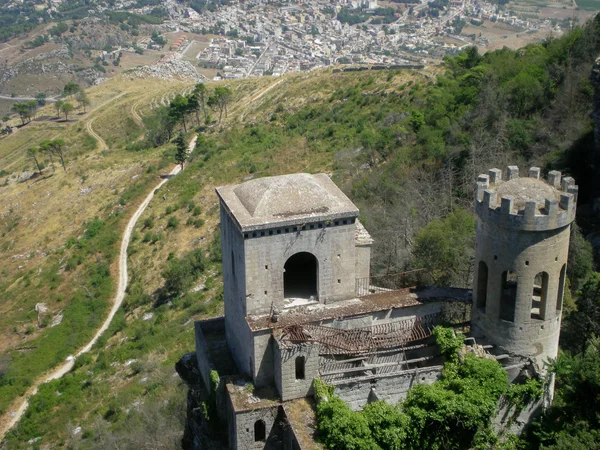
[476,261,488,311]
[500,271,517,322]
[254,419,266,442]
[295,356,305,380]
[531,272,549,320]
[283,252,318,300]
[557,264,566,312]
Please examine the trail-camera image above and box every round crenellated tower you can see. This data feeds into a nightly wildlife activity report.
[471,166,578,372]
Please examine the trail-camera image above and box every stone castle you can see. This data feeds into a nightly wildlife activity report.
[178,167,578,449]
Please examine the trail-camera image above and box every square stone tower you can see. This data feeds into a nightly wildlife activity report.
[216,173,371,383]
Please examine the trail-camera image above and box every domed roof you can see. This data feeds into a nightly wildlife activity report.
[216,173,359,231]
[494,177,560,213]
[233,173,339,219]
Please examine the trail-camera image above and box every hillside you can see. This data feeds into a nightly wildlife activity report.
[1,13,600,449]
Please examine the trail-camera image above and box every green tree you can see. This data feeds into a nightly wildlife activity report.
[11,102,30,125]
[61,102,74,121]
[174,133,188,170]
[76,91,90,113]
[26,147,43,175]
[412,208,476,286]
[40,139,67,171]
[35,92,46,106]
[207,86,232,123]
[144,105,174,146]
[194,83,208,123]
[54,100,64,119]
[63,82,81,97]
[169,95,189,132]
[561,273,600,354]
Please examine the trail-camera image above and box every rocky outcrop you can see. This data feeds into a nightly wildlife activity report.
[176,353,227,450]
[129,57,207,82]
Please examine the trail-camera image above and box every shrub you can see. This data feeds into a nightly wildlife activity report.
[167,216,179,229]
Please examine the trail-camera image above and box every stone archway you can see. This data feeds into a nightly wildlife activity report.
[283,252,318,300]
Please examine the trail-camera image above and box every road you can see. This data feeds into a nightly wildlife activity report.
[0,95,57,102]
[0,135,198,442]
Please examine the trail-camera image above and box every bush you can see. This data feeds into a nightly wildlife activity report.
[167,216,179,229]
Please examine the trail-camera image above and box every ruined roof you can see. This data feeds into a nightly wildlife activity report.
[216,173,359,232]
[494,178,560,213]
[226,378,280,412]
[246,286,471,331]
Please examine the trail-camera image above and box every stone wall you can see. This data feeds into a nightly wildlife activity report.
[221,207,253,377]
[254,330,275,388]
[243,220,358,316]
[335,367,443,411]
[274,342,320,401]
[195,321,215,389]
[228,403,281,450]
[355,244,371,280]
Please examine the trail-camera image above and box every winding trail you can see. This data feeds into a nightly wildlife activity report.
[0,135,198,442]
[238,78,285,122]
[85,117,108,151]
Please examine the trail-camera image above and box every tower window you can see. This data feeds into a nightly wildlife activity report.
[531,272,549,320]
[254,420,266,442]
[476,261,488,311]
[295,356,305,380]
[500,271,518,322]
[557,264,566,312]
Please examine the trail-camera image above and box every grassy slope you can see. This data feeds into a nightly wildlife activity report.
[0,76,201,417]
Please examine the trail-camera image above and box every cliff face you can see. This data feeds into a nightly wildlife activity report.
[176,353,227,450]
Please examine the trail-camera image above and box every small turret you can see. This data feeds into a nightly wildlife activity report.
[471,167,577,373]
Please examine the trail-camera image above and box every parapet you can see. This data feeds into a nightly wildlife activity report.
[475,167,577,231]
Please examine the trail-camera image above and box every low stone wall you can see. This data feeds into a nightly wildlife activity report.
[335,367,443,411]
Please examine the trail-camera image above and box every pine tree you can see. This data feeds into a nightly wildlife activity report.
[174,133,187,170]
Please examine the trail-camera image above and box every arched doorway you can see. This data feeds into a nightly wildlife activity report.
[284,252,318,300]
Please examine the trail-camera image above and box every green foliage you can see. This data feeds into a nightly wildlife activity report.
[432,325,464,359]
[174,132,188,169]
[160,248,207,298]
[167,216,179,229]
[412,209,476,286]
[561,273,600,354]
[314,327,508,450]
[529,337,600,448]
[505,378,543,412]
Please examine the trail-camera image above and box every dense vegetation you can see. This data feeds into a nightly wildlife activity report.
[314,327,542,450]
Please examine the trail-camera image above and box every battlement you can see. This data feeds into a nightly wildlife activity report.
[475,167,578,231]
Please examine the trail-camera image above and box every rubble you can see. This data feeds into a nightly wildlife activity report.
[129,57,207,82]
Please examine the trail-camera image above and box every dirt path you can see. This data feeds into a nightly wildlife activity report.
[0,135,198,442]
[131,100,144,128]
[85,117,108,151]
[237,78,285,122]
[83,93,128,151]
